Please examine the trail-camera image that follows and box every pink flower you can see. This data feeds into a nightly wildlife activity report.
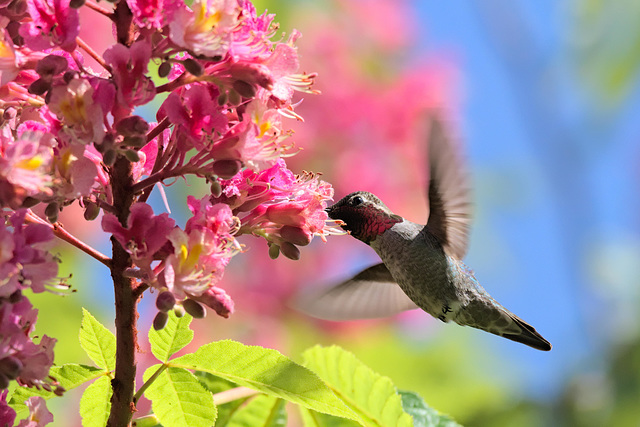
[19,0,79,52]
[127,0,180,29]
[0,210,61,296]
[169,0,241,58]
[228,2,275,60]
[0,390,16,426]
[47,78,106,145]
[0,30,21,86]
[158,84,228,150]
[0,296,57,391]
[101,203,176,269]
[17,396,53,426]
[103,41,155,117]
[51,145,99,201]
[157,227,234,300]
[0,126,54,208]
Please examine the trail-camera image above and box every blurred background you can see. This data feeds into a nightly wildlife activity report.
[32,0,640,425]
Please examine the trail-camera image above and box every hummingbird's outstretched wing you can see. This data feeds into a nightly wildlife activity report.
[293,263,419,321]
[424,115,472,259]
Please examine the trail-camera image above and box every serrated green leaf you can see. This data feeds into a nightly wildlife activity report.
[399,391,461,427]
[149,311,194,362]
[79,308,116,371]
[302,345,413,427]
[225,395,286,427]
[170,340,360,424]
[80,375,112,427]
[9,364,105,415]
[143,365,217,427]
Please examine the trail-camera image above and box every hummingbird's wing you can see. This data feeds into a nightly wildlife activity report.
[424,115,472,259]
[293,263,419,321]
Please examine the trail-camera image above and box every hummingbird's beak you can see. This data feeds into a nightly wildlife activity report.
[325,205,335,219]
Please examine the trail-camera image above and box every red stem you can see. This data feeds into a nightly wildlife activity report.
[24,211,112,268]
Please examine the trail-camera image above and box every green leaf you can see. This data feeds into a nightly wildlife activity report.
[399,391,461,427]
[149,311,194,362]
[298,406,360,427]
[80,376,113,427]
[302,345,413,427]
[225,395,287,427]
[143,365,217,427]
[9,364,105,414]
[194,373,246,426]
[79,308,116,371]
[170,340,359,423]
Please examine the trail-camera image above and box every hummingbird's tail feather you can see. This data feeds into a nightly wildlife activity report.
[499,314,552,351]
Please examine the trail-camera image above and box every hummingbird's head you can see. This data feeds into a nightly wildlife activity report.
[326,191,403,244]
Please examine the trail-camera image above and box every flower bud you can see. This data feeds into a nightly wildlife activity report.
[8,290,22,304]
[103,149,117,166]
[83,201,100,221]
[69,0,85,8]
[228,89,242,106]
[0,373,9,390]
[173,305,185,318]
[232,80,256,98]
[20,197,40,208]
[182,58,203,76]
[36,55,68,77]
[156,291,176,312]
[210,179,222,198]
[153,311,169,331]
[116,115,149,137]
[45,202,59,223]
[183,299,206,319]
[279,241,300,260]
[124,149,140,163]
[158,61,171,78]
[268,243,280,259]
[28,78,51,96]
[280,225,311,246]
[217,91,228,106]
[0,356,23,379]
[212,159,241,179]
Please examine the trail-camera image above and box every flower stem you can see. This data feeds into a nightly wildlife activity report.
[24,211,112,268]
[212,387,259,405]
[132,364,168,404]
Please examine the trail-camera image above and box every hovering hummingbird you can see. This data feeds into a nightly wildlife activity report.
[297,116,551,351]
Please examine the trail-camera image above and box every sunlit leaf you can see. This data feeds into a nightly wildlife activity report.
[399,390,460,427]
[149,311,194,362]
[225,394,287,427]
[80,375,112,427]
[143,365,217,427]
[79,308,116,371]
[170,340,360,423]
[302,345,412,427]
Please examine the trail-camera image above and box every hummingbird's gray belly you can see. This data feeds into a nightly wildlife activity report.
[371,222,460,320]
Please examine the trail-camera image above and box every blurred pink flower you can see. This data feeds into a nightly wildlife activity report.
[19,0,79,52]
[17,396,53,426]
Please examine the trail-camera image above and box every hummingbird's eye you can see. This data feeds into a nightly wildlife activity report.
[351,195,364,206]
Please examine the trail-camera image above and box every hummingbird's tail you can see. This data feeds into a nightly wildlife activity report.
[497,314,552,351]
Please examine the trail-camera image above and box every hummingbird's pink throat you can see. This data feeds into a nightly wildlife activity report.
[348,210,403,243]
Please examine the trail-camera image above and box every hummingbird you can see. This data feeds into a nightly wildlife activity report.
[297,116,551,351]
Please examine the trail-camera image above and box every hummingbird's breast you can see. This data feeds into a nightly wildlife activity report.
[370,221,460,319]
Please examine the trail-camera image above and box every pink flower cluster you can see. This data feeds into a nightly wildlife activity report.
[0,210,61,394]
[1,0,333,318]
